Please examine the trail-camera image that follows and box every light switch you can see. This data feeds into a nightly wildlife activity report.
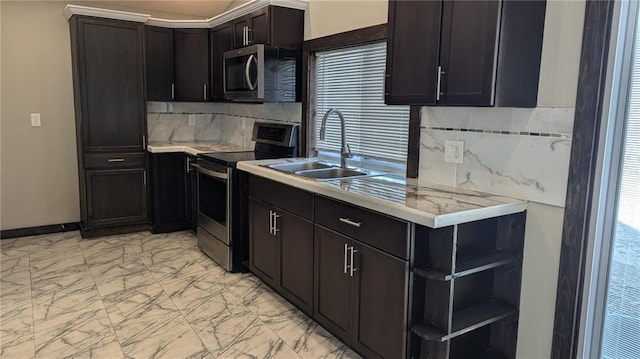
[188,114,196,126]
[444,140,464,164]
[30,113,41,127]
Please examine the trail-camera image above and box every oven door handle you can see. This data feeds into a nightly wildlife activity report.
[192,163,228,180]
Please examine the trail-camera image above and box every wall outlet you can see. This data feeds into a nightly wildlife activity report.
[30,113,41,127]
[444,140,464,164]
[188,114,196,126]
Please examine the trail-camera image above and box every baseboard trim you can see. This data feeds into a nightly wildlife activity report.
[80,224,149,239]
[1,222,80,240]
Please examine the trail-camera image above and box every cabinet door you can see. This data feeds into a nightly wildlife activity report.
[438,1,500,106]
[351,241,409,359]
[385,0,442,105]
[249,199,279,287]
[210,24,234,100]
[149,153,186,233]
[279,211,314,315]
[85,168,148,228]
[232,17,249,49]
[78,17,145,152]
[232,8,269,49]
[247,8,269,45]
[145,26,174,101]
[314,225,353,345]
[174,29,209,101]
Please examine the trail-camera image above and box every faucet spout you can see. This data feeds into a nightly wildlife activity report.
[319,108,351,168]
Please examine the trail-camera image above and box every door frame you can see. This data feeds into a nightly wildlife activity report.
[551,1,618,358]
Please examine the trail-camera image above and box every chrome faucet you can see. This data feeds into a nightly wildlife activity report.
[319,108,352,168]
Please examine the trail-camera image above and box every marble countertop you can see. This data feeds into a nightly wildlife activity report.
[147,141,251,156]
[237,158,528,228]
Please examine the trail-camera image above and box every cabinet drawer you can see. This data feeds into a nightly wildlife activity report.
[315,195,410,260]
[84,153,146,169]
[248,175,313,220]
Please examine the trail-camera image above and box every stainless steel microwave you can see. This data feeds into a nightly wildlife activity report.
[223,44,298,103]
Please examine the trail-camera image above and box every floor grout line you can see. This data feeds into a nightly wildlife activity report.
[4,230,357,359]
[78,235,127,359]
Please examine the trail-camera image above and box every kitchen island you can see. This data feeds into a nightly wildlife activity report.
[238,158,528,359]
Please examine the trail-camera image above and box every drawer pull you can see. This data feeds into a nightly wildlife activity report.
[107,158,125,162]
[339,217,361,228]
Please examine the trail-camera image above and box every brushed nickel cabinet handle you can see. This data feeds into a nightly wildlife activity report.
[436,65,442,101]
[349,246,358,277]
[272,212,280,235]
[171,83,175,100]
[269,210,273,235]
[143,170,147,186]
[339,217,361,228]
[203,84,207,100]
[107,158,125,162]
[344,243,349,274]
[142,135,146,149]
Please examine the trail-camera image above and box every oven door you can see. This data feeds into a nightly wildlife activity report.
[194,162,231,245]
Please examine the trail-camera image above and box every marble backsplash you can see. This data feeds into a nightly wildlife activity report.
[418,107,575,207]
[147,102,302,148]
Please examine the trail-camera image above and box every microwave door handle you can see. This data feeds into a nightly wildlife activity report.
[245,54,258,91]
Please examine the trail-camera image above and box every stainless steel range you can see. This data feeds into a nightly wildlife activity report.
[193,122,298,272]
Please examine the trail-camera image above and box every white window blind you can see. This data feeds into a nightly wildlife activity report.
[313,42,410,163]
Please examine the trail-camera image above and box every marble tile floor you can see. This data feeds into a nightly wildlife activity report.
[0,230,360,359]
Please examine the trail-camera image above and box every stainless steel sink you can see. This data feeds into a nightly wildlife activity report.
[297,168,368,180]
[265,160,384,181]
[268,161,333,173]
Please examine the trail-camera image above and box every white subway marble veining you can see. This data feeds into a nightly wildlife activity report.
[418,107,574,207]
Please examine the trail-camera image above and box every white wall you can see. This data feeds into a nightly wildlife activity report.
[1,1,79,230]
[304,0,388,40]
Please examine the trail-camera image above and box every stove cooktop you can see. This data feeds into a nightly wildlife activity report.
[198,151,256,167]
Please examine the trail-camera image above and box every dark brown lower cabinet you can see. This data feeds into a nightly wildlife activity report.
[314,225,409,358]
[85,168,147,229]
[149,153,191,233]
[352,240,409,359]
[246,175,524,359]
[249,199,279,286]
[249,197,314,314]
[314,226,354,344]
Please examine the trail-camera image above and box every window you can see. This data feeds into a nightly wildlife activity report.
[312,42,410,166]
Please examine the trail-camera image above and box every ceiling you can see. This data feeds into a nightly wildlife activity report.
[90,1,241,19]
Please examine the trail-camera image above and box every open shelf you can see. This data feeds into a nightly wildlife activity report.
[413,250,520,281]
[412,300,517,342]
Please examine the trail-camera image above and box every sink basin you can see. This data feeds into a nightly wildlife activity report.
[265,160,384,181]
[268,161,334,173]
[297,167,381,180]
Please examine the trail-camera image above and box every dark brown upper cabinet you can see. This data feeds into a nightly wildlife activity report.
[75,17,146,153]
[210,23,234,100]
[174,28,210,102]
[145,26,174,101]
[231,6,304,49]
[385,0,546,107]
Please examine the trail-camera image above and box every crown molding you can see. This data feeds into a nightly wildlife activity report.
[63,5,150,22]
[145,19,210,28]
[207,0,308,27]
[65,0,308,28]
